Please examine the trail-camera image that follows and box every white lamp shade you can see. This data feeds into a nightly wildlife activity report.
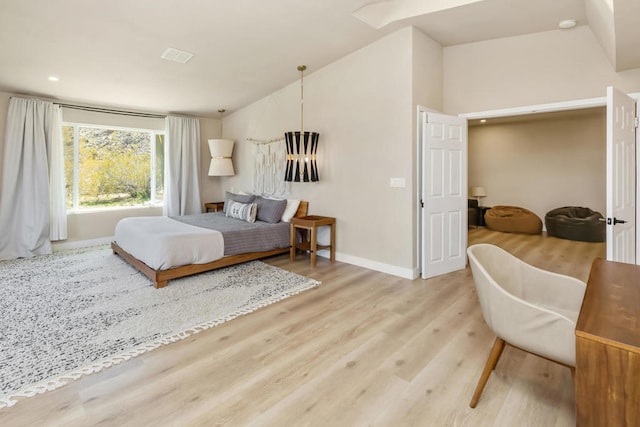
[470,186,487,198]
[208,139,235,176]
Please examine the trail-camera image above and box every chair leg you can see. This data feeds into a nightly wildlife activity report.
[470,337,505,408]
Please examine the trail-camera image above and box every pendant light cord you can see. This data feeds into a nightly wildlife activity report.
[298,65,306,134]
[218,109,225,137]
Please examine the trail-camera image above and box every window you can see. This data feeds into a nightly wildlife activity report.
[63,124,164,210]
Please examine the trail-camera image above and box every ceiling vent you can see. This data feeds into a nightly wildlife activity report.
[161,47,194,64]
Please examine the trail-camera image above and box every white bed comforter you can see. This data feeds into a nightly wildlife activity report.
[114,216,225,270]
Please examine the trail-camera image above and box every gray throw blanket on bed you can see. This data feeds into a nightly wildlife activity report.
[171,212,290,256]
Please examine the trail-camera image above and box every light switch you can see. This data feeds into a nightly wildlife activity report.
[390,177,406,188]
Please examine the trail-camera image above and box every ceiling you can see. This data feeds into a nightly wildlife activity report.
[0,0,637,117]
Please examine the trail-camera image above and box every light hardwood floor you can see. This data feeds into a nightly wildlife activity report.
[0,228,605,426]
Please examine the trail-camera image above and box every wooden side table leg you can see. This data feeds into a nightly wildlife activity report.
[330,222,336,262]
[290,223,295,262]
[311,225,318,267]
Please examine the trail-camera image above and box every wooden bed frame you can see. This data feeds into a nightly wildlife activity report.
[111,201,308,289]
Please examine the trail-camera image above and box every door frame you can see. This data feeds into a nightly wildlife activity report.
[460,97,608,120]
[459,93,640,265]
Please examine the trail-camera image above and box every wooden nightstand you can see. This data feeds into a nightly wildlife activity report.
[204,202,225,212]
[290,215,336,267]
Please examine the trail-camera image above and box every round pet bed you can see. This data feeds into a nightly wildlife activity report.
[545,206,605,242]
[484,206,542,235]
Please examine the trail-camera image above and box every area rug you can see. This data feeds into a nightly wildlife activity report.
[0,246,319,409]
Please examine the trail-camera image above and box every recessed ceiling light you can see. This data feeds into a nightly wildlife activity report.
[48,76,59,82]
[559,19,577,29]
[480,119,487,123]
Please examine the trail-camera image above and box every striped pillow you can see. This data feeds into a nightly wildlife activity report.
[226,201,257,223]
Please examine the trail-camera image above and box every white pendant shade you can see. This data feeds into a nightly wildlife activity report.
[208,139,235,176]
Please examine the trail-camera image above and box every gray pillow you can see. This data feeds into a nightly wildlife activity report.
[255,196,287,223]
[223,192,256,213]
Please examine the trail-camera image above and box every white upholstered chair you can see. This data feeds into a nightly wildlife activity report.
[467,243,586,408]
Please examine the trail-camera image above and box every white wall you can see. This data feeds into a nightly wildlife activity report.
[199,116,223,203]
[443,26,640,115]
[218,27,442,277]
[412,28,444,111]
[469,109,606,225]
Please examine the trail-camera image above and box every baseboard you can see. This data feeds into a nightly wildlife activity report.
[53,237,114,252]
[53,239,416,280]
[316,250,415,279]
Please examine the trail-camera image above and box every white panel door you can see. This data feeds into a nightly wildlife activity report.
[421,112,467,279]
[606,86,637,264]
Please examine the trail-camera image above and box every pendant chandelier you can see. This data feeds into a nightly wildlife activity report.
[285,65,319,182]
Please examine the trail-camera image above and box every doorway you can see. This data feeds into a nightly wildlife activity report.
[464,89,640,265]
[467,107,607,231]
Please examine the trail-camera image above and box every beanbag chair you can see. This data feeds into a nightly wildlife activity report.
[485,206,542,235]
[545,206,605,242]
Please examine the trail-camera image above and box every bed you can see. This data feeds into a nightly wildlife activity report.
[111,198,308,288]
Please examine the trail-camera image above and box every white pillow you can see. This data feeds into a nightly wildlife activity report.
[281,199,301,222]
[226,201,257,223]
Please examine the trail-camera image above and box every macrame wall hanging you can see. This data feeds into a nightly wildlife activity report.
[248,137,286,195]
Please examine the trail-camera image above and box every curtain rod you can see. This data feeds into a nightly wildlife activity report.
[55,103,166,119]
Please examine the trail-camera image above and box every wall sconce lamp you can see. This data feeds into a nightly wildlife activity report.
[285,65,319,182]
[470,186,487,205]
[208,109,235,176]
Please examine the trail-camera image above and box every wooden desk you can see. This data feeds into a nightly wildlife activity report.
[575,258,640,427]
[290,215,335,267]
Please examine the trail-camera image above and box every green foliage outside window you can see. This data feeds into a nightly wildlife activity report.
[63,125,164,209]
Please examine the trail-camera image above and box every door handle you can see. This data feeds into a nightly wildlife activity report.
[607,217,627,225]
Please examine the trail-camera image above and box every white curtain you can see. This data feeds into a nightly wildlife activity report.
[0,97,67,260]
[48,106,67,241]
[163,115,202,216]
